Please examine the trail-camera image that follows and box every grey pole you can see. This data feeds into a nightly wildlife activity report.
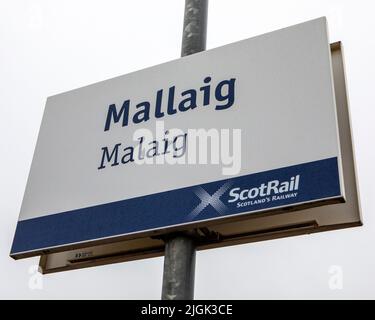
[161,233,196,300]
[181,0,208,57]
[161,0,208,300]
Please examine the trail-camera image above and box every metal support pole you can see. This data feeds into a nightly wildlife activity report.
[161,234,196,300]
[181,0,208,57]
[161,0,208,301]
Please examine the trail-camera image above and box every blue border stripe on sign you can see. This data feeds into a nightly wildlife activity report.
[11,157,341,255]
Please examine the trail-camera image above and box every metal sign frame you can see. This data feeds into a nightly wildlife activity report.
[11,19,350,261]
[37,42,362,273]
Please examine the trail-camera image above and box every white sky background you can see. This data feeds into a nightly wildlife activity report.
[0,0,374,299]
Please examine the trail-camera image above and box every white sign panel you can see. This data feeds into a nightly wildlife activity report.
[11,17,344,258]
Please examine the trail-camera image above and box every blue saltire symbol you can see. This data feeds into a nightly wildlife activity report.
[187,181,233,221]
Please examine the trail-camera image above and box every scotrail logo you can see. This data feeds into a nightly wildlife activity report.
[228,175,300,208]
[188,175,301,220]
